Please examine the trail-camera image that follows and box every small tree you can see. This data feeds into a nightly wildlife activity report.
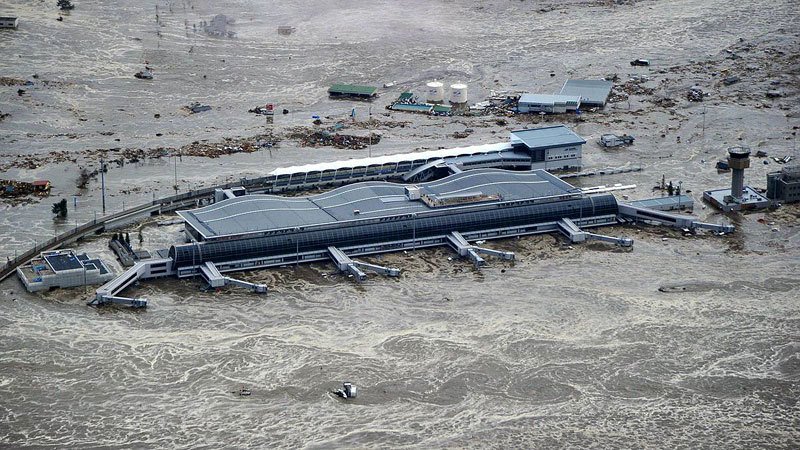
[51,198,68,218]
[58,0,74,10]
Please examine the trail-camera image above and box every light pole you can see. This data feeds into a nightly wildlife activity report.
[100,159,106,214]
[173,154,178,194]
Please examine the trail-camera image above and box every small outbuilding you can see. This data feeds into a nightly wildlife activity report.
[328,84,378,100]
[0,17,19,29]
[559,79,614,108]
[767,165,800,203]
[32,180,51,193]
[517,94,581,114]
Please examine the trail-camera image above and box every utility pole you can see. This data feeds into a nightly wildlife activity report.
[702,105,707,153]
[100,159,106,214]
[174,154,178,194]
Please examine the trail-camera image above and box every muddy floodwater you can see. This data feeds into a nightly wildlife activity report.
[1,0,799,448]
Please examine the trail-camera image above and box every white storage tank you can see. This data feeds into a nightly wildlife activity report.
[450,83,468,104]
[426,81,445,103]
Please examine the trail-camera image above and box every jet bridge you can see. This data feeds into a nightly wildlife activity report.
[199,261,267,293]
[446,231,515,268]
[328,246,401,282]
[617,203,734,233]
[90,258,173,308]
[557,218,633,247]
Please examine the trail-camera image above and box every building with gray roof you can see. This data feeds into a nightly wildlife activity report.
[172,169,618,276]
[260,125,585,191]
[559,79,614,107]
[767,165,800,203]
[17,249,114,292]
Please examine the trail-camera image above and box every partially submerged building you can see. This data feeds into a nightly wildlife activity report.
[267,125,585,188]
[517,94,581,114]
[704,147,770,211]
[328,84,378,100]
[559,79,614,108]
[767,165,800,203]
[0,17,19,29]
[17,249,114,292]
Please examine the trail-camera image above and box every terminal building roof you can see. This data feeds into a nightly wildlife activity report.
[179,169,581,240]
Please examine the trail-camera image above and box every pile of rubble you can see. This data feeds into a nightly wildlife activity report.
[288,129,381,149]
[0,180,49,198]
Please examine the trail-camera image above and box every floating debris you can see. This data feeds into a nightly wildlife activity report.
[599,134,635,148]
[134,66,154,80]
[333,382,357,399]
[277,26,295,36]
[766,90,783,98]
[687,86,706,102]
[184,102,212,114]
[202,14,236,38]
[722,76,740,86]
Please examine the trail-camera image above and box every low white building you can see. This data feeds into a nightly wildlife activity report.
[0,17,19,29]
[17,249,115,292]
[517,94,581,114]
[510,125,585,171]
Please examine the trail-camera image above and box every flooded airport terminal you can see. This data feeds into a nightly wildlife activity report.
[0,0,798,447]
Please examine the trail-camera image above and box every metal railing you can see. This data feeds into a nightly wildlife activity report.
[1,174,308,282]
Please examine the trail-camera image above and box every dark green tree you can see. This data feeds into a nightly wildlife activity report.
[51,198,67,218]
[57,0,74,11]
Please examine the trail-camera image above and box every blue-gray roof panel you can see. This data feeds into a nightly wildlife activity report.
[559,79,614,105]
[178,169,582,239]
[510,126,586,149]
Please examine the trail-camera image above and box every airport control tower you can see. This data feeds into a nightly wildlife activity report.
[727,146,751,200]
[703,146,769,211]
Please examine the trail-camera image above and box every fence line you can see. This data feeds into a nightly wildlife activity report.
[0,175,282,282]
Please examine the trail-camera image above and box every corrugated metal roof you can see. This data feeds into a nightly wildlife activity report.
[179,169,579,239]
[328,84,378,96]
[510,125,586,149]
[559,79,613,105]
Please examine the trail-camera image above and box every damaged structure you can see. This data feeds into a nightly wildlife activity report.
[517,94,581,114]
[17,249,114,292]
[328,84,378,100]
[766,165,800,203]
[559,79,614,108]
[0,17,19,29]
